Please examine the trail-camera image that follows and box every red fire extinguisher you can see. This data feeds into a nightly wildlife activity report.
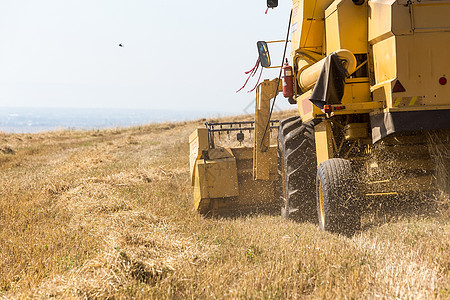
[282,59,294,100]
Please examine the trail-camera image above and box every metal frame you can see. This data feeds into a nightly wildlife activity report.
[204,120,279,148]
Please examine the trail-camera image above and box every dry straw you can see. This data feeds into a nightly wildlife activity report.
[0,113,448,299]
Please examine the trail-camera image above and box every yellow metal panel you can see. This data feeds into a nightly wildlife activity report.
[368,0,395,43]
[330,101,383,115]
[371,85,387,103]
[368,1,443,40]
[314,121,334,166]
[341,81,371,104]
[290,0,334,59]
[372,36,397,86]
[296,90,314,121]
[290,0,301,55]
[196,158,239,199]
[369,0,412,39]
[299,20,325,51]
[253,79,278,180]
[325,8,340,54]
[267,146,279,181]
[193,166,209,213]
[371,82,392,108]
[367,0,450,110]
[392,2,413,35]
[189,128,209,185]
[325,0,368,55]
[392,33,450,109]
[411,2,450,32]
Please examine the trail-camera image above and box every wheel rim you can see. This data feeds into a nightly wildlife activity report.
[318,180,325,225]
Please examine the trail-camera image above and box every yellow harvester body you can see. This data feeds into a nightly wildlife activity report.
[190,0,450,230]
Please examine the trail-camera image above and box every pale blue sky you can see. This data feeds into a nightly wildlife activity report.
[0,0,293,114]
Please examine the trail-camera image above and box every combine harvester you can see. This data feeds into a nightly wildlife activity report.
[190,0,450,235]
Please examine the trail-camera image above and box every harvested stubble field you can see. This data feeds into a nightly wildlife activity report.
[0,113,448,299]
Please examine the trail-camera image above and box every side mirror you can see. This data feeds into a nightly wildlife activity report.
[257,41,271,68]
[267,0,278,8]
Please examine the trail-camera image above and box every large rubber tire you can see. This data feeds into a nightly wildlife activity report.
[316,158,361,236]
[278,116,317,222]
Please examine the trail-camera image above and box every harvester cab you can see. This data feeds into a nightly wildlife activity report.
[190,0,450,235]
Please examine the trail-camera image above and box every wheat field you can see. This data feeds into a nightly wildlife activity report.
[0,114,448,299]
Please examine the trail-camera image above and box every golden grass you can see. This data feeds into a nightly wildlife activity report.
[0,114,448,299]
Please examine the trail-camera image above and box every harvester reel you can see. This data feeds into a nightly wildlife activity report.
[278,116,317,222]
[316,158,360,236]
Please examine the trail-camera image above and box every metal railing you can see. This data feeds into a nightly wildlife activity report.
[205,120,279,147]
